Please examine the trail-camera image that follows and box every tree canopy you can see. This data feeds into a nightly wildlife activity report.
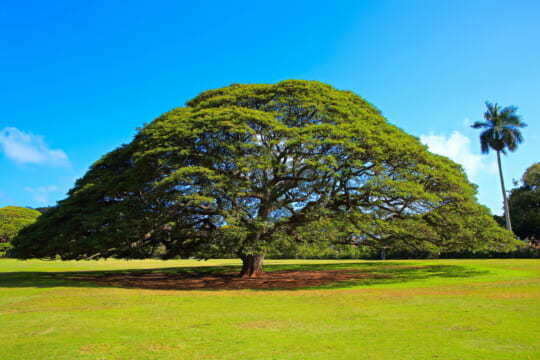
[11,80,518,275]
[0,206,41,256]
[508,162,540,244]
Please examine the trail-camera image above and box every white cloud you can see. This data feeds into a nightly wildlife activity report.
[24,185,60,193]
[420,131,497,182]
[0,127,69,166]
[0,190,15,206]
[32,194,50,205]
[24,185,61,206]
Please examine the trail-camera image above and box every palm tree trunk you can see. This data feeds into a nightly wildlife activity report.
[497,150,512,232]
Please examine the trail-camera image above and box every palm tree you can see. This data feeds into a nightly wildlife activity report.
[471,102,526,232]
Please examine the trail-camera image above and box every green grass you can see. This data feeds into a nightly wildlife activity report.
[1,258,539,359]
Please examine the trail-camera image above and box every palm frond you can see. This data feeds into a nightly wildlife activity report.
[501,105,518,116]
[500,105,526,127]
[476,101,526,154]
[484,101,500,122]
[479,130,493,154]
[501,129,517,151]
[513,129,524,143]
[471,121,488,129]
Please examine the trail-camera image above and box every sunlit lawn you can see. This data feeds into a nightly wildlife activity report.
[1,258,539,359]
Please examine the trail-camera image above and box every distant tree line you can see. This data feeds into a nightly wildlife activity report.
[0,206,41,257]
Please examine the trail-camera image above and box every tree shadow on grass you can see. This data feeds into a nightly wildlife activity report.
[301,264,490,290]
[0,262,490,291]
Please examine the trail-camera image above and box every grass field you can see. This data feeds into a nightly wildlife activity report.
[1,258,539,359]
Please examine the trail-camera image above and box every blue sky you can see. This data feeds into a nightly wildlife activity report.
[1,0,538,214]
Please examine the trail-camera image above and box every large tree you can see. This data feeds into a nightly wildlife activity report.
[471,102,526,231]
[508,162,540,244]
[12,81,517,276]
[0,206,41,256]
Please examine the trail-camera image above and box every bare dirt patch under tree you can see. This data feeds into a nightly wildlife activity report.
[72,270,387,290]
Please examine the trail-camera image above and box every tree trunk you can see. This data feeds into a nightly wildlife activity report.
[240,254,265,278]
[497,151,512,232]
